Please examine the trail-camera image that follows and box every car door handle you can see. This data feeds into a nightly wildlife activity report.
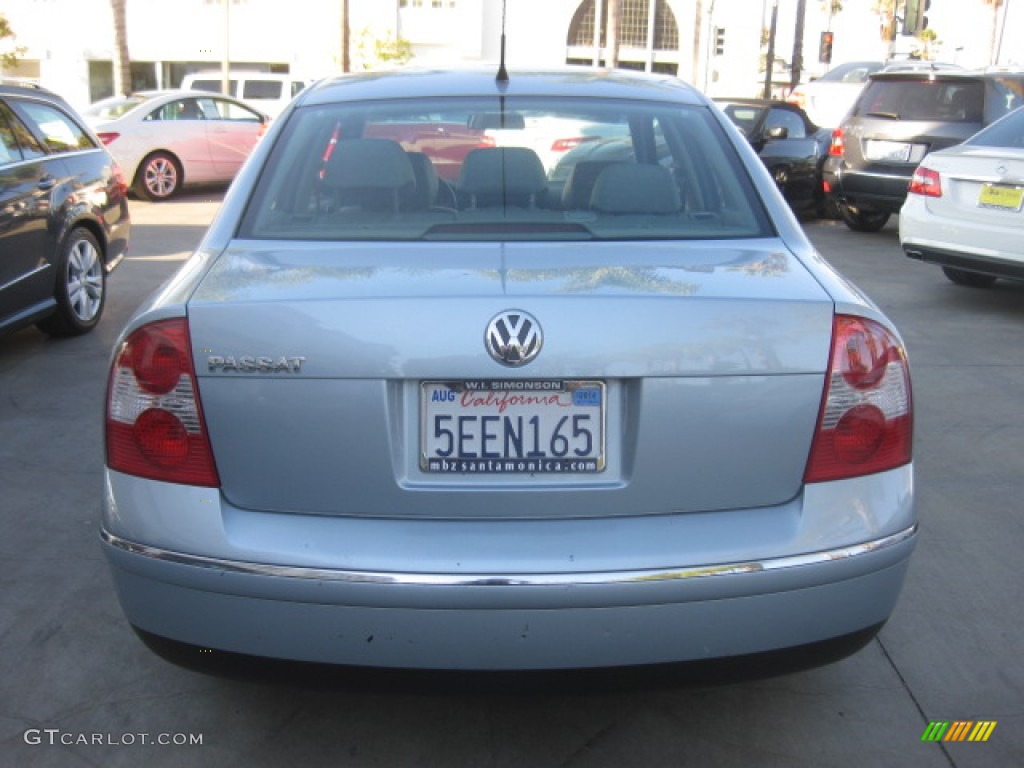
[37,176,57,191]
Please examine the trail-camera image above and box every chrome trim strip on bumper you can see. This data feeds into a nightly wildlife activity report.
[101,524,917,588]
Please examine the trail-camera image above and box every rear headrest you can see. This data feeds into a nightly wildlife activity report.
[458,147,547,197]
[324,138,415,191]
[404,151,440,209]
[561,160,625,210]
[590,164,682,214]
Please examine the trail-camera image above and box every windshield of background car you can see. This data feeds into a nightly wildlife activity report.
[239,96,773,242]
[716,103,764,137]
[84,95,151,120]
[853,79,986,122]
[817,61,882,84]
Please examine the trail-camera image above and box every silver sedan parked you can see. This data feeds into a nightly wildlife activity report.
[102,69,916,675]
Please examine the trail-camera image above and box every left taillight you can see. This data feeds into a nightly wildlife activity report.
[106,318,220,487]
[110,160,129,196]
[551,137,597,153]
[908,166,942,197]
[804,315,912,483]
[97,132,119,145]
[828,128,845,157]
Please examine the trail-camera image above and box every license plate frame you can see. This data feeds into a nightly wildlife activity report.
[978,183,1024,211]
[420,380,606,474]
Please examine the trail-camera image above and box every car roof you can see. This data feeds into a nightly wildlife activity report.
[869,68,1024,83]
[299,68,707,107]
[0,81,69,105]
[714,97,797,109]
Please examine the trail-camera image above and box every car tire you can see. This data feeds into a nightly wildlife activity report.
[838,204,890,232]
[134,151,182,201]
[36,228,106,337]
[942,267,998,288]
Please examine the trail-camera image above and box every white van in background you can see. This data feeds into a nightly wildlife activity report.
[180,71,311,117]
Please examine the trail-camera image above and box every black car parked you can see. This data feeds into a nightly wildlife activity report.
[823,68,1024,232]
[1,82,131,337]
[715,98,832,216]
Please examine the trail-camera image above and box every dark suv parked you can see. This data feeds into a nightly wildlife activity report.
[1,82,131,336]
[822,69,1024,231]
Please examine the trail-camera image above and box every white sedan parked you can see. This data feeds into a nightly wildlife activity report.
[84,90,268,200]
[901,106,1024,287]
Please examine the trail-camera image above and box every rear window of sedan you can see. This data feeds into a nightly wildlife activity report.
[853,79,987,123]
[239,96,773,242]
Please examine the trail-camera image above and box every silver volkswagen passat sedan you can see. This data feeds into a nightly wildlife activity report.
[102,69,916,674]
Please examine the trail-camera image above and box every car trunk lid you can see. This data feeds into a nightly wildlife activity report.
[187,239,836,519]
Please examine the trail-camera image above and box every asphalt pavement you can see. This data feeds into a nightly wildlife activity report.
[1,194,1021,768]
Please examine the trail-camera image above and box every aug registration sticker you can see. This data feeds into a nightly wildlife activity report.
[420,380,606,473]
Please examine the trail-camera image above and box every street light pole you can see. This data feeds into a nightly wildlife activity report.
[996,0,1012,66]
[221,0,230,96]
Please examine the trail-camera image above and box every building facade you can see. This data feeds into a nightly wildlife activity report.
[2,0,1018,109]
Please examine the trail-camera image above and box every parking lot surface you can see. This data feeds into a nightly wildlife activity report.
[1,194,1021,768]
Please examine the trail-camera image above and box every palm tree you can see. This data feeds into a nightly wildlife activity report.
[111,0,131,95]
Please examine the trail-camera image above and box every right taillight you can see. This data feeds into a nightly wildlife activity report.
[828,127,845,157]
[804,315,912,483]
[908,166,942,197]
[106,318,220,487]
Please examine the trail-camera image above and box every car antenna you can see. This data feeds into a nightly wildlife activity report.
[496,0,509,83]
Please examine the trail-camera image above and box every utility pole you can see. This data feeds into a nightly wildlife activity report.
[340,0,350,72]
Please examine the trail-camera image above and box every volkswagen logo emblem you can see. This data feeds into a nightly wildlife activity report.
[485,310,542,367]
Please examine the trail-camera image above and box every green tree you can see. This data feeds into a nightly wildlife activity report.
[354,28,413,69]
[916,27,939,59]
[1,12,27,69]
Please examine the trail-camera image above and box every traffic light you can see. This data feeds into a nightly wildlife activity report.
[903,0,931,35]
[714,26,725,56]
[819,31,834,64]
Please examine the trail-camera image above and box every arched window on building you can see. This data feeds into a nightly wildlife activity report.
[566,0,680,75]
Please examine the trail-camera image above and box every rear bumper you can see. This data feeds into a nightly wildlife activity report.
[824,161,912,213]
[900,198,1024,281]
[903,244,1024,282]
[101,522,917,670]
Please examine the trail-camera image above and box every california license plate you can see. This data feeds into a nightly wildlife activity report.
[421,380,605,473]
[864,140,912,163]
[978,183,1024,211]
